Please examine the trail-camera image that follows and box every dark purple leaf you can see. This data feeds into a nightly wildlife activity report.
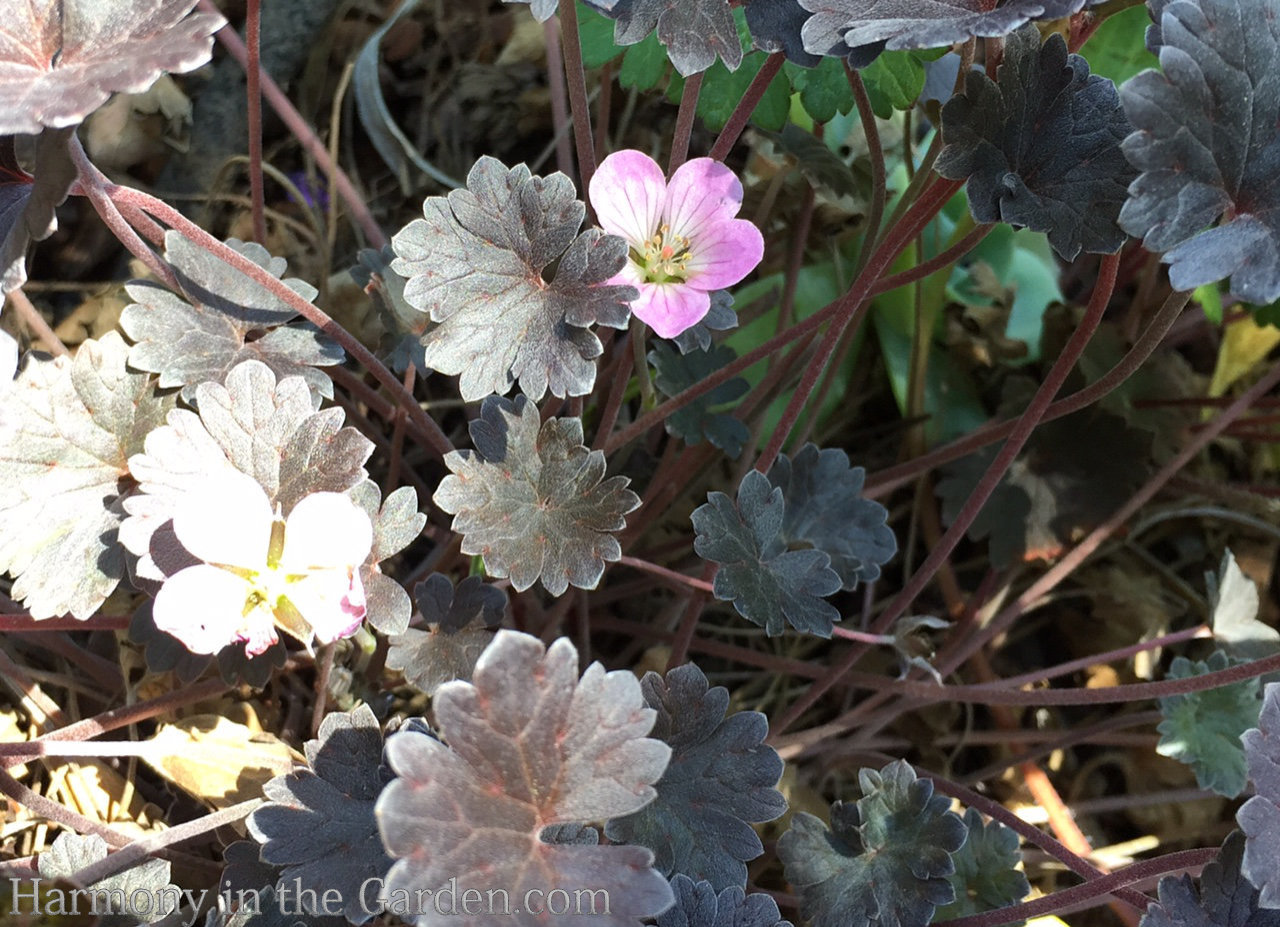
[122,232,344,402]
[777,760,967,927]
[129,599,286,686]
[376,630,674,927]
[692,469,842,637]
[744,0,820,67]
[0,332,174,618]
[650,342,751,458]
[121,360,373,582]
[605,663,786,890]
[671,289,739,355]
[0,0,225,135]
[247,705,393,925]
[1,129,76,293]
[386,574,508,695]
[592,0,744,76]
[935,25,1135,260]
[390,156,635,400]
[1140,831,1280,927]
[434,395,640,596]
[1240,683,1280,908]
[1118,0,1280,302]
[766,443,896,589]
[799,0,1090,66]
[658,875,793,927]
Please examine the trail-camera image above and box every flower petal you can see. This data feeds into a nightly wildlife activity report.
[683,216,764,290]
[664,157,745,245]
[171,469,274,570]
[589,150,667,247]
[278,492,374,572]
[153,564,258,654]
[632,282,711,339]
[282,568,367,644]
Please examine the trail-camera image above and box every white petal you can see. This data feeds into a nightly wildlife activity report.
[152,565,257,654]
[172,469,274,570]
[279,492,374,572]
[283,568,367,644]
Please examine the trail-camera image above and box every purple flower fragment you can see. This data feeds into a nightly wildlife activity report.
[589,150,764,339]
[153,469,373,657]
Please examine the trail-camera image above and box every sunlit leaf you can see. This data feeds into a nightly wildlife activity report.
[1240,683,1280,907]
[387,574,508,696]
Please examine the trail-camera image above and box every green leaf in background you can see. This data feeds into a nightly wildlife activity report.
[1157,650,1261,798]
[1077,5,1158,88]
[1195,282,1223,325]
[619,32,669,90]
[577,1,625,68]
[668,51,791,132]
[785,57,855,124]
[861,50,930,119]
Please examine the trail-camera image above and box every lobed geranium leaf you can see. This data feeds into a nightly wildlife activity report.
[376,630,675,927]
[935,808,1030,923]
[121,360,373,582]
[650,342,751,458]
[1210,550,1280,663]
[799,0,1094,66]
[744,0,820,67]
[434,395,640,596]
[1157,650,1261,798]
[348,481,425,635]
[935,25,1135,261]
[693,469,842,637]
[1140,830,1280,927]
[1118,0,1280,302]
[39,833,176,925]
[122,232,343,402]
[247,705,393,925]
[766,443,896,590]
[589,0,744,76]
[658,875,794,927]
[671,290,739,355]
[605,663,786,890]
[0,0,225,135]
[387,574,508,696]
[1,129,77,293]
[777,760,968,927]
[782,59,857,127]
[0,332,175,619]
[390,156,635,401]
[1240,683,1280,907]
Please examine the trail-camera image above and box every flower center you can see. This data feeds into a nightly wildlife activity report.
[632,224,692,284]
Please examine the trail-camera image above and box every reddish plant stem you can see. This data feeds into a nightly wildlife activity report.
[869,224,992,297]
[0,769,133,848]
[557,0,597,191]
[665,562,717,670]
[109,183,453,458]
[709,54,785,161]
[5,289,69,357]
[936,850,1217,927]
[0,614,130,632]
[595,60,615,163]
[617,556,715,594]
[669,73,704,174]
[754,178,965,474]
[846,64,886,258]
[385,366,416,491]
[197,0,386,246]
[246,0,266,245]
[925,772,1152,912]
[544,17,576,180]
[68,138,178,290]
[592,336,636,450]
[776,184,816,334]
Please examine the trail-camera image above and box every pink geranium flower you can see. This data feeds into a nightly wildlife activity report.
[153,470,373,657]
[589,150,764,338]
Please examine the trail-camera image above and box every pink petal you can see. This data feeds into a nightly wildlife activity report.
[664,158,745,245]
[153,564,258,654]
[683,216,764,290]
[279,492,374,572]
[631,282,711,339]
[283,568,367,644]
[171,469,273,570]
[589,150,667,248]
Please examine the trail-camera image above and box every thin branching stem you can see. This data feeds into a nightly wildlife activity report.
[246,0,266,245]
[669,72,704,173]
[846,64,885,270]
[5,289,69,356]
[544,17,576,179]
[557,0,597,190]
